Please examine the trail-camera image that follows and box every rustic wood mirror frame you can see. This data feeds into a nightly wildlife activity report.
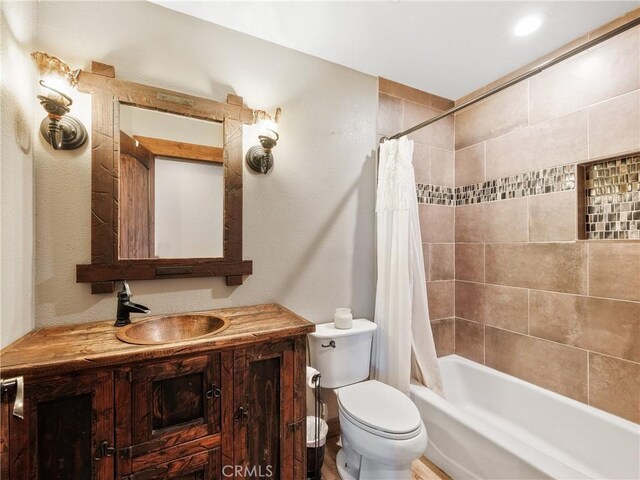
[76,62,253,293]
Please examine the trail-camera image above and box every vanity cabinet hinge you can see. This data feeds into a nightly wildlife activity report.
[126,370,133,382]
[287,417,305,431]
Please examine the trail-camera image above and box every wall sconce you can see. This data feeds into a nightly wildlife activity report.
[246,108,281,174]
[31,51,87,150]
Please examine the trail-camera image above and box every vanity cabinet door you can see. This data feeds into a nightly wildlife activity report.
[4,371,114,480]
[232,340,306,480]
[119,354,222,468]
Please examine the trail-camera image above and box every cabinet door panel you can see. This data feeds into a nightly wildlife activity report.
[37,393,93,478]
[247,356,280,477]
[233,342,296,480]
[6,371,114,480]
[126,354,221,458]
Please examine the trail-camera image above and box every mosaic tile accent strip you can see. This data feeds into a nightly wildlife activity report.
[415,165,577,207]
[584,154,640,240]
[455,165,576,206]
[416,184,456,206]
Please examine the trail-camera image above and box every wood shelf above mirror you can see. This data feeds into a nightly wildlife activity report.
[75,62,254,293]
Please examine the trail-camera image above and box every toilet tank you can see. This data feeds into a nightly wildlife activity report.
[308,319,377,389]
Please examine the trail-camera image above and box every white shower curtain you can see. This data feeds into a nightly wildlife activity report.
[371,137,443,397]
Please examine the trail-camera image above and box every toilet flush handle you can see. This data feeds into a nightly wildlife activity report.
[321,340,336,348]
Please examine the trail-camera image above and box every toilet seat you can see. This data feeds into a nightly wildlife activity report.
[337,380,423,440]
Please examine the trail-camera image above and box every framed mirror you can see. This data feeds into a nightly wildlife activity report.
[76,62,253,293]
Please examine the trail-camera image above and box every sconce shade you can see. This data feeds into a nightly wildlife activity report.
[31,51,78,107]
[258,119,279,142]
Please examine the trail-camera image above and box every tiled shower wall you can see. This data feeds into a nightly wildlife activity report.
[377,17,640,424]
[377,78,457,357]
[453,23,640,423]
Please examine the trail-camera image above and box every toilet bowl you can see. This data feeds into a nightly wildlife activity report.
[335,380,428,480]
[308,320,428,480]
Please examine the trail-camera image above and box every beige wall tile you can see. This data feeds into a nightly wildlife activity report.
[528,191,577,242]
[432,318,455,357]
[452,197,528,244]
[484,197,529,242]
[422,243,430,282]
[430,147,455,187]
[455,318,485,364]
[530,290,640,363]
[589,243,640,301]
[455,82,528,150]
[377,93,403,137]
[588,89,640,160]
[485,243,588,294]
[589,353,640,423]
[419,205,454,243]
[455,243,484,283]
[485,327,588,402]
[379,77,431,106]
[431,94,455,112]
[485,110,588,179]
[403,100,454,150]
[456,281,528,333]
[427,281,455,320]
[430,243,455,281]
[413,143,430,184]
[455,143,485,187]
[529,28,640,125]
[455,203,485,243]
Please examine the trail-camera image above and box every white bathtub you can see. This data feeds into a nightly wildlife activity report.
[409,355,640,480]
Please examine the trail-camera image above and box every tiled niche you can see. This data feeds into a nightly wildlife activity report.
[580,153,640,240]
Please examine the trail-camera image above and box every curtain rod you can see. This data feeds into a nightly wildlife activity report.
[383,15,640,142]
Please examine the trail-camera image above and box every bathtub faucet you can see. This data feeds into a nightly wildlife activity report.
[115,281,150,327]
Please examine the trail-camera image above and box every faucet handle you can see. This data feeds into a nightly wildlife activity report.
[121,280,131,298]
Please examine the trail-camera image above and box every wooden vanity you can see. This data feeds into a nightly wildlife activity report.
[0,303,315,479]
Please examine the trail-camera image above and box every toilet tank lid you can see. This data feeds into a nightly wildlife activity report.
[308,319,376,339]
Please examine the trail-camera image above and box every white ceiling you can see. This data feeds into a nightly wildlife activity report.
[152,1,639,100]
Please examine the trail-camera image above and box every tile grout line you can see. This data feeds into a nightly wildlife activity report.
[527,289,531,336]
[587,351,590,406]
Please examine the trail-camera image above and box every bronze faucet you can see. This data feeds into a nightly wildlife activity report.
[115,281,150,327]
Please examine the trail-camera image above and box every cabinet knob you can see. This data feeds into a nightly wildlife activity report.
[94,441,115,461]
[233,406,249,422]
[206,384,221,399]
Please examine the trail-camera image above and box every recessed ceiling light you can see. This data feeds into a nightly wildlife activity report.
[513,15,542,37]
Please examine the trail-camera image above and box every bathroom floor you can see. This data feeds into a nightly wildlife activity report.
[321,436,451,480]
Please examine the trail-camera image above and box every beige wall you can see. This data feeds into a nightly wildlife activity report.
[376,78,457,357]
[0,1,36,348]
[454,24,640,423]
[30,1,377,329]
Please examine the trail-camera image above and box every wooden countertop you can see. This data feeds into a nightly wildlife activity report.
[0,303,315,379]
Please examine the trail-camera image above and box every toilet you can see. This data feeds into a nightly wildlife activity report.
[308,319,427,480]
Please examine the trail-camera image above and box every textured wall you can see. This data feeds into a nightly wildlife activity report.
[454,23,640,423]
[1,1,36,348]
[376,78,456,357]
[32,1,377,327]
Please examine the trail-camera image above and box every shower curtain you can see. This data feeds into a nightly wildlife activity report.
[371,137,443,397]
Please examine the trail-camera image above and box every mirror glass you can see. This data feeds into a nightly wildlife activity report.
[118,104,224,259]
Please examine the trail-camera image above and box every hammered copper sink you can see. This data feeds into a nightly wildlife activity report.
[116,314,230,345]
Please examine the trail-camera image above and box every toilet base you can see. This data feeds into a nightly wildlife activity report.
[336,445,414,480]
[336,449,358,480]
